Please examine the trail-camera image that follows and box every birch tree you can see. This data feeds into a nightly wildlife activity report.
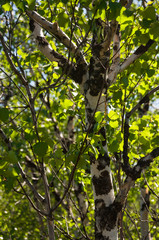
[0,0,159,239]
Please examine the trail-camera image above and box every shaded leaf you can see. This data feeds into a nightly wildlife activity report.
[33,142,48,157]
[7,151,18,164]
[0,108,9,122]
[142,6,156,20]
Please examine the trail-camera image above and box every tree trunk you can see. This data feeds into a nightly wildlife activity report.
[47,218,55,240]
[140,187,151,240]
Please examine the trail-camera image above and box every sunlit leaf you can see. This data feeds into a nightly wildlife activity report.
[2,3,12,11]
[108,110,119,120]
[95,111,104,123]
[63,99,74,108]
[109,120,119,128]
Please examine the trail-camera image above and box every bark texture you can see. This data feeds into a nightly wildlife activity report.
[27,10,158,240]
[140,187,152,240]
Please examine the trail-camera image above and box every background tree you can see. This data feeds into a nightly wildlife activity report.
[0,0,159,239]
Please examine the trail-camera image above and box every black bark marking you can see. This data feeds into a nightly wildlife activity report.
[88,52,109,96]
[89,75,105,96]
[97,158,107,171]
[134,39,154,55]
[92,170,112,196]
[36,36,49,46]
[113,45,118,51]
[151,147,159,158]
[89,57,95,74]
[50,50,67,64]
[123,115,130,170]
[92,44,103,58]
[62,35,67,41]
[95,199,122,232]
[90,152,97,164]
[138,97,149,117]
[29,19,35,32]
[139,95,149,105]
[84,80,89,94]
[86,107,95,126]
[125,147,159,180]
[116,24,120,35]
[99,127,106,146]
[141,200,150,211]
[141,192,150,211]
[71,64,87,84]
[97,153,110,171]
[95,232,110,240]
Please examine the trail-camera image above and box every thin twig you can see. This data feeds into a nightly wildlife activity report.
[17,178,48,216]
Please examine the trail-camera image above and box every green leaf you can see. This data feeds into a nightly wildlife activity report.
[109,120,119,128]
[80,0,92,7]
[109,1,122,20]
[113,90,122,101]
[65,152,76,166]
[122,77,128,87]
[109,139,119,152]
[150,22,159,39]
[89,145,99,159]
[13,0,25,11]
[4,176,17,192]
[121,25,133,38]
[0,108,9,122]
[26,0,36,10]
[108,110,119,120]
[2,3,12,11]
[24,132,33,141]
[33,142,48,157]
[139,33,150,44]
[7,151,18,164]
[53,148,64,167]
[142,6,156,20]
[147,69,155,77]
[58,12,69,28]
[0,161,7,170]
[63,99,74,108]
[123,9,134,17]
[98,1,107,10]
[95,111,104,123]
[61,0,68,3]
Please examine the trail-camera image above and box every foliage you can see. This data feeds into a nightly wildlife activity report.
[0,0,159,239]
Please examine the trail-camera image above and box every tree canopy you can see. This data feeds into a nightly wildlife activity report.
[0,0,159,239]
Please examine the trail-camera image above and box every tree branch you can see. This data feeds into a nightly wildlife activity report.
[17,179,48,216]
[0,33,35,114]
[108,39,155,84]
[26,10,87,65]
[128,85,159,117]
[0,127,45,204]
[0,32,28,87]
[114,147,159,215]
[29,20,88,85]
[0,128,12,150]
[123,85,159,168]
[17,162,45,203]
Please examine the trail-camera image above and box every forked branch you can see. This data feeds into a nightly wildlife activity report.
[26,10,87,65]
